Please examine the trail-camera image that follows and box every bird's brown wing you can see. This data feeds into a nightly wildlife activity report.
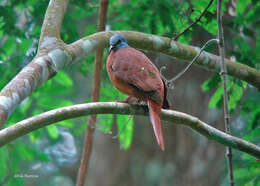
[112,47,163,102]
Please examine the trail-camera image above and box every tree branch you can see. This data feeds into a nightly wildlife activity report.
[68,31,260,90]
[173,0,215,40]
[0,102,259,158]
[1,31,260,127]
[38,0,69,45]
[76,0,109,185]
[217,0,234,185]
[0,0,71,127]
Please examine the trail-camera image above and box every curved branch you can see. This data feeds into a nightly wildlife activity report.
[0,102,259,158]
[68,31,260,90]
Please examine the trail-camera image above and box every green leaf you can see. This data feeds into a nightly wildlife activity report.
[37,96,73,110]
[208,77,236,109]
[73,118,87,136]
[58,119,75,128]
[117,115,134,150]
[209,85,223,108]
[228,83,244,111]
[0,146,8,179]
[98,115,113,132]
[29,129,43,143]
[46,125,59,139]
[36,79,72,95]
[242,151,260,162]
[203,19,218,35]
[100,80,127,102]
[236,0,251,14]
[2,37,16,57]
[15,143,49,163]
[201,74,221,92]
[242,128,260,142]
[18,38,32,54]
[19,98,32,114]
[234,167,260,181]
[16,144,34,161]
[249,108,260,129]
[54,70,73,87]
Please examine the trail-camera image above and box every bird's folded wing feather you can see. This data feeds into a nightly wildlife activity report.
[112,48,162,94]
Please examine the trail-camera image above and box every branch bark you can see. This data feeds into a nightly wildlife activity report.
[1,30,260,127]
[76,0,109,185]
[0,102,259,158]
[0,0,71,127]
[69,31,260,90]
[38,0,68,45]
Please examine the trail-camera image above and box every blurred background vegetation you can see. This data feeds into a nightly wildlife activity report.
[0,0,260,185]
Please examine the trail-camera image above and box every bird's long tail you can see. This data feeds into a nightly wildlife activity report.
[148,100,165,151]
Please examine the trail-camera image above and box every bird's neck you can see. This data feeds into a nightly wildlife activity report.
[117,43,129,49]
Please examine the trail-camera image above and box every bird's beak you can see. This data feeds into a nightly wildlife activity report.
[109,45,115,54]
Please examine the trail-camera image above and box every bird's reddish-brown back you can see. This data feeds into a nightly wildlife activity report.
[106,47,164,102]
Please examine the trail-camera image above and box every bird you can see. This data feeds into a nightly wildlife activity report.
[106,34,170,151]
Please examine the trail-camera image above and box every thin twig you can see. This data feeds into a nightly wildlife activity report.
[173,0,214,40]
[160,38,219,89]
[112,115,133,139]
[217,0,234,185]
[76,1,109,186]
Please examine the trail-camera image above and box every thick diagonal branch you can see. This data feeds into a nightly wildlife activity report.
[0,102,259,158]
[0,0,71,127]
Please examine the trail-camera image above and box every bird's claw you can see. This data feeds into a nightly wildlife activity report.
[116,96,132,104]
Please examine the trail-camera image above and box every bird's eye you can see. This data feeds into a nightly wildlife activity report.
[116,39,121,45]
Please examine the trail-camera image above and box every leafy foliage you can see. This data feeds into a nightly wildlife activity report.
[203,76,247,112]
[0,0,260,185]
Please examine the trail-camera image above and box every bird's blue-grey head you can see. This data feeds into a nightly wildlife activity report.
[109,34,129,53]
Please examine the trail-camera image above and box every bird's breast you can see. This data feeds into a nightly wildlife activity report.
[106,53,136,96]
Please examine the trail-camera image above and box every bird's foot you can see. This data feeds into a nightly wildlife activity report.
[133,99,147,106]
[116,96,132,104]
[117,97,147,106]
[133,99,141,104]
